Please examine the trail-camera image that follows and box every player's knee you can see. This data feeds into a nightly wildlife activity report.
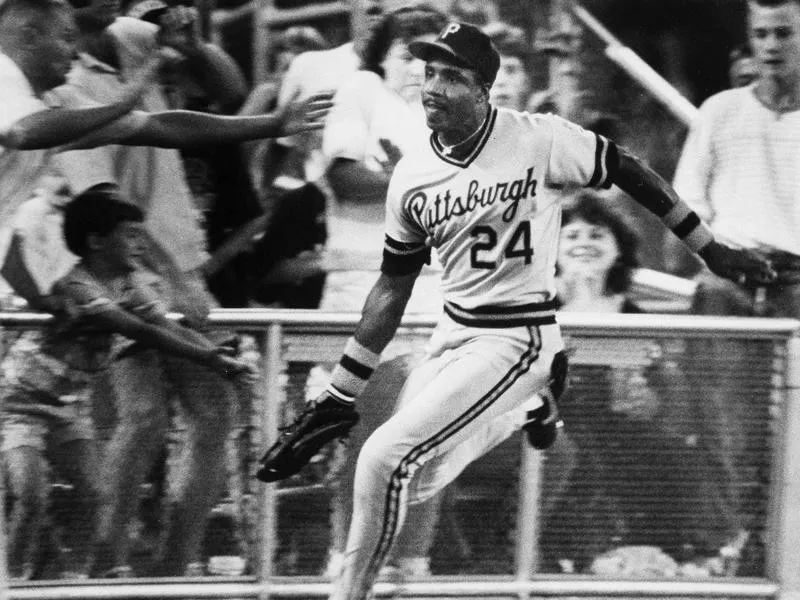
[357,436,395,474]
[356,434,415,487]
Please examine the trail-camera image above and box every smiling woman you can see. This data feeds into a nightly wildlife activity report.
[556,192,641,314]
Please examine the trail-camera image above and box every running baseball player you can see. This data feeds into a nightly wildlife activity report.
[258,22,775,600]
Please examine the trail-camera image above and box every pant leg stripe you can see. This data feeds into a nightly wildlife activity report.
[364,327,542,582]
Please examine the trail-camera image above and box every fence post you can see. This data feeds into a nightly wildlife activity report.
[515,440,543,584]
[0,324,7,600]
[1,459,7,600]
[772,332,800,600]
[257,323,285,600]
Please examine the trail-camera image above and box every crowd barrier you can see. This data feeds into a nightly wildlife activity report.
[2,309,800,600]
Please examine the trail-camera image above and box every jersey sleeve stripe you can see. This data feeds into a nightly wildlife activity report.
[382,235,431,275]
[384,235,426,255]
[587,135,617,189]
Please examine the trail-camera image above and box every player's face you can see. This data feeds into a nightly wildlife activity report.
[490,54,530,110]
[27,8,78,93]
[422,58,486,140]
[101,221,147,273]
[382,34,434,103]
[748,0,800,83]
[558,218,621,281]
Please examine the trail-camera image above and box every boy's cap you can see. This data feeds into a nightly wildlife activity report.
[127,0,169,23]
[408,22,500,85]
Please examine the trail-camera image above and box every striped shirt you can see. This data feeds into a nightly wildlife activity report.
[674,85,800,255]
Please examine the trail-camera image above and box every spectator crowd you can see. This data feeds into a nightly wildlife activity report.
[0,0,795,584]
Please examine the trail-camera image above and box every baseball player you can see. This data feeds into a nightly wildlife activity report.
[258,22,775,600]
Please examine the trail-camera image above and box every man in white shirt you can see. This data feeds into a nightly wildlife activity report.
[672,0,800,562]
[674,0,800,318]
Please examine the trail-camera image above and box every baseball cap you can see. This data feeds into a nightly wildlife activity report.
[408,21,500,86]
[127,0,168,23]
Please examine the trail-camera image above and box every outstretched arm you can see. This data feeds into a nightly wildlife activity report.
[64,91,334,150]
[614,145,775,285]
[89,305,247,378]
[1,56,160,150]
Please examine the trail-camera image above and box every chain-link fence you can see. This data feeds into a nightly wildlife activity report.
[3,310,799,599]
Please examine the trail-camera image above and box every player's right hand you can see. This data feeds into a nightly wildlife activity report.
[275,90,335,136]
[699,240,776,287]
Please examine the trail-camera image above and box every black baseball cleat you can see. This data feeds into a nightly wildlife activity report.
[256,395,359,482]
[524,350,568,450]
[523,390,563,450]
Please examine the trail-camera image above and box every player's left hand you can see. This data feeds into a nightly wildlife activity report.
[699,240,776,286]
[275,90,335,136]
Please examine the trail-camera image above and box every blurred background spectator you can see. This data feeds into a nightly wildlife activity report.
[728,43,758,88]
[483,22,534,111]
[50,0,250,578]
[446,0,499,27]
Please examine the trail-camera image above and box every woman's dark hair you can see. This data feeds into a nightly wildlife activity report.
[560,193,640,294]
[274,25,329,55]
[64,183,144,257]
[361,4,448,79]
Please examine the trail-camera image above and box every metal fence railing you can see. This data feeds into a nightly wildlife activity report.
[2,310,800,600]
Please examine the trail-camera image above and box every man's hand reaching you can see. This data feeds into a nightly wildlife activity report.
[699,240,777,287]
[275,91,335,136]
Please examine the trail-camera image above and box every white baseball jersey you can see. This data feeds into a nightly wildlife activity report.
[383,106,616,327]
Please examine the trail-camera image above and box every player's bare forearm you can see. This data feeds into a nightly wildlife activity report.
[353,271,418,354]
